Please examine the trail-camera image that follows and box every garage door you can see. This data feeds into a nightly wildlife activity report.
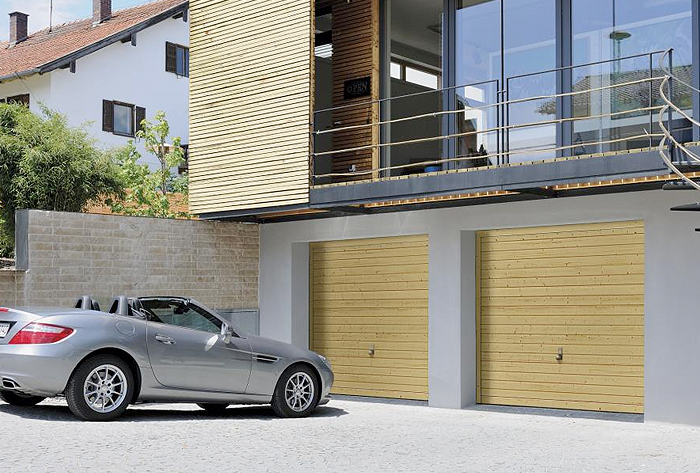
[477,221,644,414]
[310,235,428,400]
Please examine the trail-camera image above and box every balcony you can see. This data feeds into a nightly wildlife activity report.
[310,49,698,209]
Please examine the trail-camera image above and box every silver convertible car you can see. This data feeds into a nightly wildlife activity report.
[0,296,333,421]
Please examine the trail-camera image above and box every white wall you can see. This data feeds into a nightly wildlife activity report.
[259,190,700,425]
[0,15,189,168]
[0,74,52,114]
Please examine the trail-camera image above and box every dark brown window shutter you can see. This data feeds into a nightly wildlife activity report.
[165,42,177,73]
[135,106,146,132]
[102,100,114,132]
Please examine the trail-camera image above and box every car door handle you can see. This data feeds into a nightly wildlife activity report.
[155,334,176,345]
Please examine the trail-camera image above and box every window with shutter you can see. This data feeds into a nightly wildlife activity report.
[166,42,189,77]
[103,100,146,137]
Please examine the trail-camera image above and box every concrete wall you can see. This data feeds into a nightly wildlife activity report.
[259,190,700,425]
[0,15,189,169]
[0,210,259,331]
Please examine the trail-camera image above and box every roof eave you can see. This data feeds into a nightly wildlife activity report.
[37,2,188,75]
[0,68,40,83]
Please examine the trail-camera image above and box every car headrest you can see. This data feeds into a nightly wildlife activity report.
[75,295,101,311]
[109,296,131,317]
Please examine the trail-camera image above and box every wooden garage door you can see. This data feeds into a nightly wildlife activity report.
[477,221,644,414]
[310,236,428,400]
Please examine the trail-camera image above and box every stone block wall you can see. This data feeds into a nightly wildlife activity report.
[0,210,259,315]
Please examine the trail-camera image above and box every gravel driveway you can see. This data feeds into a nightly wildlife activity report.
[1,397,699,472]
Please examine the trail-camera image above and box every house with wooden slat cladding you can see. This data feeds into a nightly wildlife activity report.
[0,0,189,169]
[189,0,700,424]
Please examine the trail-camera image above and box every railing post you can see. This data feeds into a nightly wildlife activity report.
[649,53,654,149]
[310,115,315,187]
[667,49,676,162]
[693,0,700,142]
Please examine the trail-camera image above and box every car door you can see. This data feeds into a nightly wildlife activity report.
[142,298,252,393]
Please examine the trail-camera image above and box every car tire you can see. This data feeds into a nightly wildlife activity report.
[0,391,46,407]
[271,364,320,418]
[197,403,230,414]
[65,354,135,421]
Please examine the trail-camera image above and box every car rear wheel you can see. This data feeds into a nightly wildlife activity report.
[197,403,230,414]
[0,391,46,407]
[66,354,134,421]
[271,364,320,418]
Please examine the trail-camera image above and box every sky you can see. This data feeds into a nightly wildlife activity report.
[0,0,145,41]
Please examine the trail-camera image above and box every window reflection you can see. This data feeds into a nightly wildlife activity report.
[571,0,692,154]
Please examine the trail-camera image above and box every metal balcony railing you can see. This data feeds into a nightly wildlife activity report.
[311,49,689,186]
[657,49,700,191]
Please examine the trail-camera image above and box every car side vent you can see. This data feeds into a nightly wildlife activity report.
[254,354,279,364]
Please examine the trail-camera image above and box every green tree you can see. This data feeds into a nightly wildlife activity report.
[0,103,123,257]
[107,111,189,218]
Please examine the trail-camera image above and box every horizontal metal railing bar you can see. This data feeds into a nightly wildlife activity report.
[313,79,499,115]
[312,76,663,142]
[506,49,669,82]
[313,99,664,158]
[314,133,664,178]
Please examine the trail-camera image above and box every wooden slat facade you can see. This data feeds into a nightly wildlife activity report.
[477,221,645,414]
[189,0,313,213]
[310,236,429,400]
[330,0,380,179]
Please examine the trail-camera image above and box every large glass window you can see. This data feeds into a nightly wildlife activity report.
[571,0,692,154]
[387,0,444,175]
[455,0,556,165]
[456,0,501,167]
[503,0,557,162]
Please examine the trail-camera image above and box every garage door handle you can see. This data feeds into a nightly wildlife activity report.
[556,347,563,361]
[368,345,375,356]
[155,334,176,345]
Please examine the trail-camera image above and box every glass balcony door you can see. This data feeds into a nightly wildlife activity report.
[455,0,557,165]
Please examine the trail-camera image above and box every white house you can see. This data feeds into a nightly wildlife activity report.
[0,0,189,169]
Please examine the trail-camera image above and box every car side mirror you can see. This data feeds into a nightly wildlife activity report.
[222,324,234,344]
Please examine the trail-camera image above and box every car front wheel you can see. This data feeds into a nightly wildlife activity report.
[271,365,320,418]
[66,354,134,421]
[0,391,46,407]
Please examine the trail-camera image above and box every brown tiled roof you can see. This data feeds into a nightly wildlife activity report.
[0,0,187,81]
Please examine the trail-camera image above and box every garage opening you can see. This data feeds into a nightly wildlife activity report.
[476,221,644,414]
[310,235,429,400]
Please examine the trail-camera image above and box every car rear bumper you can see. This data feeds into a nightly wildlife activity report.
[0,342,82,397]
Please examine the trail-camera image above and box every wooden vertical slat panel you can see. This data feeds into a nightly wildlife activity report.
[330,0,379,179]
[189,0,312,214]
[477,221,645,414]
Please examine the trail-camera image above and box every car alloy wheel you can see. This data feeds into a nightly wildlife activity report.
[284,372,315,413]
[83,364,128,414]
[66,354,134,421]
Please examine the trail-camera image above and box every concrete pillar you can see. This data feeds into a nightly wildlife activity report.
[428,228,475,408]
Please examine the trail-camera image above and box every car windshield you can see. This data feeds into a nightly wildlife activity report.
[139,298,223,334]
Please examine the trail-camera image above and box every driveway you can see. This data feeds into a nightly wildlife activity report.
[1,397,699,472]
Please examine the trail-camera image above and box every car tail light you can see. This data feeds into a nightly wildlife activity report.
[9,323,74,345]
[0,308,8,312]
